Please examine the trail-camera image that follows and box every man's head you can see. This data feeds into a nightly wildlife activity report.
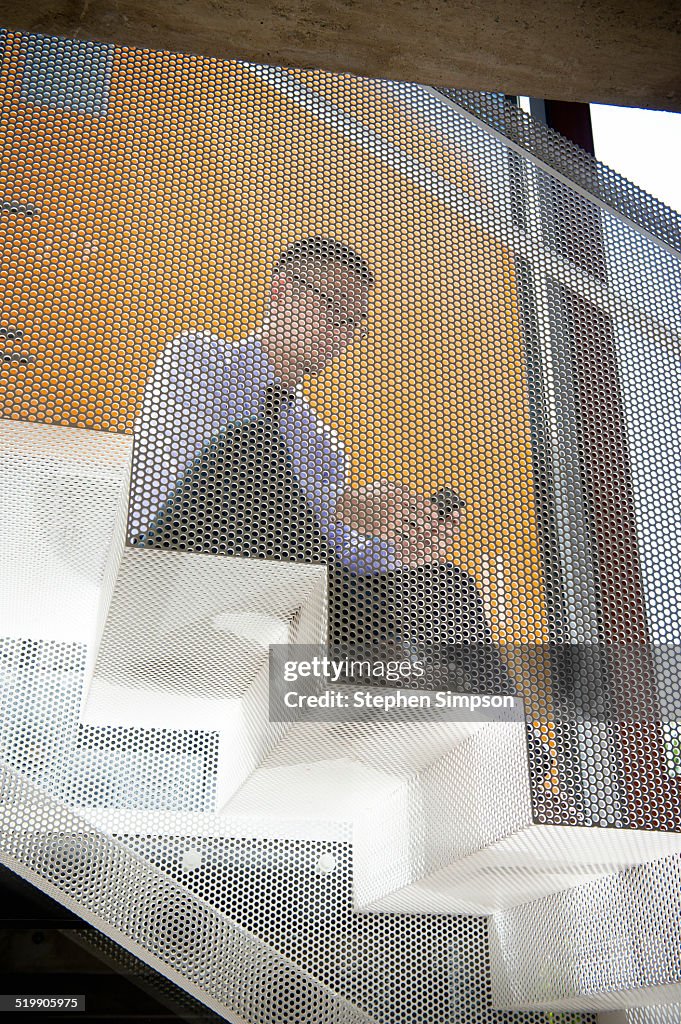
[263,237,374,384]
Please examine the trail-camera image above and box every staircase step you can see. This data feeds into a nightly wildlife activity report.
[353,725,681,912]
[0,764,374,1024]
[489,852,681,1011]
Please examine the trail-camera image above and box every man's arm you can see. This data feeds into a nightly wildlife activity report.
[282,400,402,573]
[130,329,237,538]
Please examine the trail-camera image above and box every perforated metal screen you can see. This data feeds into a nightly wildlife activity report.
[1,25,681,1024]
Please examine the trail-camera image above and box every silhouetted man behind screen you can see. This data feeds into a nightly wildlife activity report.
[133,237,511,694]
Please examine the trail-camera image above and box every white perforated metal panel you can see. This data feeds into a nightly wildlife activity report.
[490,853,681,1011]
[2,23,681,1024]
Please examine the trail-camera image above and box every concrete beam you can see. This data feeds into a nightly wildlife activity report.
[1,0,680,112]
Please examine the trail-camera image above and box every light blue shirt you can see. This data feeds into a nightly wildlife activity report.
[131,328,400,573]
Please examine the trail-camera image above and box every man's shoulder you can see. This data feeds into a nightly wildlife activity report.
[150,330,249,381]
[165,328,245,356]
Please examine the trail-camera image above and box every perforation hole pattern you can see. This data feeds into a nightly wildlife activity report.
[1,25,679,827]
[0,23,680,1024]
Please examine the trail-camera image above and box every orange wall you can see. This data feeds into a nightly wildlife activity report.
[0,35,548,644]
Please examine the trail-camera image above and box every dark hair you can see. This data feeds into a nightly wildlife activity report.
[274,237,374,287]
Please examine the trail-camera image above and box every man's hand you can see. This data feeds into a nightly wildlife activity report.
[335,481,462,567]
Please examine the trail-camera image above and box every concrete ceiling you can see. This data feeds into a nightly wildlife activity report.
[1,0,680,112]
